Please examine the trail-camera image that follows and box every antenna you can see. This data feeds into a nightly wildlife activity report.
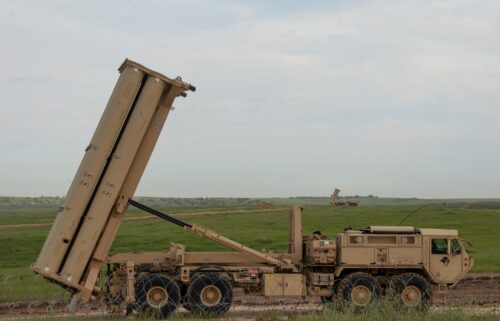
[397,202,446,226]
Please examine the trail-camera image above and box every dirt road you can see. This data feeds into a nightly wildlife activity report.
[0,207,287,229]
[1,273,499,318]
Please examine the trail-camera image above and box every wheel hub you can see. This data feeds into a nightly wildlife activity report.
[146,286,168,308]
[402,285,422,306]
[350,285,372,306]
[200,285,222,306]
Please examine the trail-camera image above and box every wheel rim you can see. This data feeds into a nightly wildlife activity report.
[350,285,372,307]
[401,285,422,306]
[146,286,168,308]
[200,285,222,306]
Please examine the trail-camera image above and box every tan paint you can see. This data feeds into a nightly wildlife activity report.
[426,236,472,284]
[33,60,472,310]
[287,206,303,263]
[263,274,305,296]
[60,76,166,281]
[33,59,193,293]
[186,224,287,267]
[330,188,340,205]
[78,87,181,301]
[35,65,144,274]
[108,251,272,265]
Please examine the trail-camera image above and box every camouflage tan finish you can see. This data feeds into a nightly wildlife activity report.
[35,65,145,275]
[336,226,473,285]
[33,59,193,295]
[33,61,472,315]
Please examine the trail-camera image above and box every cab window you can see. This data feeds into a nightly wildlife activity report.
[451,239,461,255]
[431,238,448,254]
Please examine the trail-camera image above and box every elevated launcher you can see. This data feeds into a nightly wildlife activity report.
[33,61,472,314]
[330,188,359,207]
[32,60,292,302]
[33,59,194,295]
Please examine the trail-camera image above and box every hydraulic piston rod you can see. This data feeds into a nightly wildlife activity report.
[128,199,192,228]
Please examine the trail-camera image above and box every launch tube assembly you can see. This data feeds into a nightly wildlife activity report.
[33,59,194,291]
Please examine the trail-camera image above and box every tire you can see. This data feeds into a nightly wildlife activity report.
[134,274,180,318]
[390,273,431,309]
[185,274,232,315]
[336,272,382,310]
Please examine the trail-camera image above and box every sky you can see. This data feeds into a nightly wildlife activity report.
[0,0,499,198]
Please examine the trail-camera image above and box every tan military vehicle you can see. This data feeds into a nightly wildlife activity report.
[32,60,473,318]
[330,188,360,207]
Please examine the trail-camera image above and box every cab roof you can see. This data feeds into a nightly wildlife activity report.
[418,228,459,236]
[346,226,459,236]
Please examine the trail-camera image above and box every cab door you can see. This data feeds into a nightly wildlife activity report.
[428,237,463,283]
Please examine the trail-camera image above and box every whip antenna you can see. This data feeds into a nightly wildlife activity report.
[398,202,446,226]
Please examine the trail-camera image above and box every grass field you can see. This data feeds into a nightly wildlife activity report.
[8,305,500,321]
[9,311,500,321]
[1,202,500,303]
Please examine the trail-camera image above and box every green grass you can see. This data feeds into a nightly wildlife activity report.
[300,305,500,321]
[112,206,500,271]
[3,195,500,209]
[0,207,59,225]
[0,204,500,303]
[8,306,500,321]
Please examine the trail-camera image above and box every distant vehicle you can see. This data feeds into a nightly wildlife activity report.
[330,188,360,207]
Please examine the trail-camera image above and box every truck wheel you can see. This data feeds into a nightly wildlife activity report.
[336,272,381,310]
[186,274,232,315]
[390,273,431,309]
[135,274,180,318]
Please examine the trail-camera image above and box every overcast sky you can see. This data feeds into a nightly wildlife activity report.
[0,0,499,198]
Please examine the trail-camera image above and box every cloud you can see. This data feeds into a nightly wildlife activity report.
[0,0,499,197]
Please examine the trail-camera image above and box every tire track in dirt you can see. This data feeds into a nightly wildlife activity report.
[1,303,499,320]
[2,274,500,318]
[0,208,288,229]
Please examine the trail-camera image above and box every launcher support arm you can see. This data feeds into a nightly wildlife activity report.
[128,199,289,268]
[186,224,285,267]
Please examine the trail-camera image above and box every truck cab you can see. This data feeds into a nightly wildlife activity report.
[420,229,473,285]
[335,226,473,285]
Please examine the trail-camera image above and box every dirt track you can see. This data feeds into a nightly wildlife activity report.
[232,273,500,306]
[1,273,499,318]
[1,303,499,321]
[0,207,287,229]
[444,273,500,305]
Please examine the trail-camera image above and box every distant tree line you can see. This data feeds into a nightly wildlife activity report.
[290,195,379,199]
[135,197,264,208]
[0,196,266,208]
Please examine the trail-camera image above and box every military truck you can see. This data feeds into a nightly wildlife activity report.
[32,60,473,318]
[330,188,360,207]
